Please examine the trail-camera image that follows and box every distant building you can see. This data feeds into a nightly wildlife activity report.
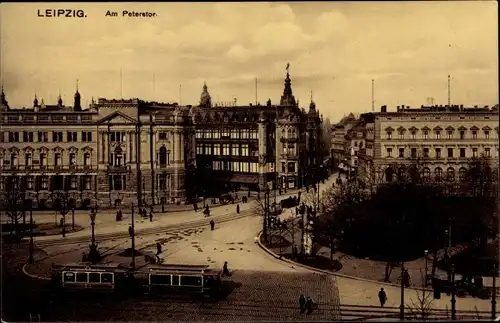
[357,104,499,188]
[192,70,322,195]
[330,113,357,167]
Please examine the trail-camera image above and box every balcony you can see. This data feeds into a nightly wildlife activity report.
[280,154,299,159]
[108,165,129,172]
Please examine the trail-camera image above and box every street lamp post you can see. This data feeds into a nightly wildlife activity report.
[89,210,96,248]
[130,203,136,269]
[424,249,429,287]
[71,208,75,231]
[400,261,405,320]
[492,262,497,321]
[451,264,456,320]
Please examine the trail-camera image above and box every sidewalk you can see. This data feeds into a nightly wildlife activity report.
[31,188,305,243]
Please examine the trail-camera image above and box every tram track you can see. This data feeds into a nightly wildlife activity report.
[36,209,254,249]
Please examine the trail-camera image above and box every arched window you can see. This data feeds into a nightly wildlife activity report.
[385,167,394,182]
[446,167,455,182]
[435,167,443,182]
[459,167,467,181]
[422,167,431,182]
[159,147,169,166]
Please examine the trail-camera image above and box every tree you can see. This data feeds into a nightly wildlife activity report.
[253,187,272,242]
[407,270,435,321]
[1,177,25,234]
[51,191,72,237]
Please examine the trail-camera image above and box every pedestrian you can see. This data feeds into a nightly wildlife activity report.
[236,204,240,214]
[299,294,306,313]
[378,288,387,307]
[210,219,215,231]
[149,211,153,222]
[222,261,230,277]
[128,225,133,237]
[306,296,313,314]
[156,242,162,255]
[194,203,198,212]
[248,190,251,198]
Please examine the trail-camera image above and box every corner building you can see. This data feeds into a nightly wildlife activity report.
[192,71,321,194]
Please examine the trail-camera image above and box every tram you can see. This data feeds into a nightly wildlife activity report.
[51,262,222,299]
[51,263,133,294]
[135,264,222,298]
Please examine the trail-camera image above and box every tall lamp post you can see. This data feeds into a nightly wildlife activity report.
[71,208,75,231]
[130,203,136,269]
[400,261,405,320]
[88,208,98,263]
[492,262,497,321]
[424,249,429,287]
[451,264,456,320]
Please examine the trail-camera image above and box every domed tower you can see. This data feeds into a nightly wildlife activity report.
[199,82,212,108]
[279,63,296,107]
[74,80,81,111]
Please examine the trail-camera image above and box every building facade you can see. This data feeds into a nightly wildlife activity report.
[0,86,194,209]
[192,71,321,195]
[330,113,357,167]
[357,104,499,188]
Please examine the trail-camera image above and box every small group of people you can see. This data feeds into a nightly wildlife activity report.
[299,294,316,314]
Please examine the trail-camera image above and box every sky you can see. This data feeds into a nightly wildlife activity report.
[0,1,498,122]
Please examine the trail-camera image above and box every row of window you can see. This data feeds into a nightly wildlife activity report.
[385,147,498,159]
[386,129,498,140]
[1,175,93,191]
[5,114,92,122]
[4,152,91,168]
[196,129,259,140]
[386,167,484,183]
[2,131,93,143]
[212,161,260,173]
[197,143,252,157]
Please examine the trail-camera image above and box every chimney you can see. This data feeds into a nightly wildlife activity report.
[381,105,387,113]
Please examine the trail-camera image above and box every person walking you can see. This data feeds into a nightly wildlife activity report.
[299,294,306,313]
[222,261,230,277]
[378,288,387,307]
[236,204,240,214]
[149,211,153,222]
[305,297,313,314]
[210,219,215,231]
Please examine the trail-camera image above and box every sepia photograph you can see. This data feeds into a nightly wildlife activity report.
[0,1,498,321]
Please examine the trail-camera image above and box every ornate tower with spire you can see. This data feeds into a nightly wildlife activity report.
[74,80,81,111]
[280,63,296,107]
[199,82,212,108]
[57,91,63,107]
[0,85,9,111]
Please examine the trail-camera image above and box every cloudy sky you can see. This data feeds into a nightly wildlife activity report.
[1,1,498,122]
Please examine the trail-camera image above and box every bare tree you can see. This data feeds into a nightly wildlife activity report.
[253,188,271,242]
[51,191,72,237]
[407,270,435,321]
[1,177,25,234]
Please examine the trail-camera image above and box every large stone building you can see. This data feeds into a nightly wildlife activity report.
[0,69,322,209]
[192,70,322,195]
[0,86,195,209]
[357,104,499,188]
